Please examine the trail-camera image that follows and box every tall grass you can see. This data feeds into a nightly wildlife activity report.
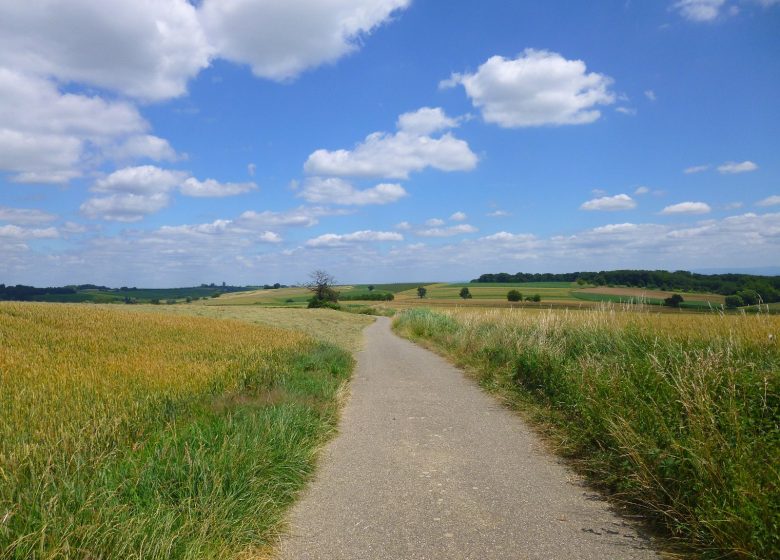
[0,302,353,559]
[394,307,779,558]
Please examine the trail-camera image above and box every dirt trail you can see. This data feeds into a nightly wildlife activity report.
[278,317,657,559]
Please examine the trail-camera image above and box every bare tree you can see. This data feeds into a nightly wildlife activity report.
[305,270,338,302]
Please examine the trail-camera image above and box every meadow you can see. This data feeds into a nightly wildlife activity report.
[0,302,367,559]
[394,306,779,559]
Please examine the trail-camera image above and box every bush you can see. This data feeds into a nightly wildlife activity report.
[459,287,472,299]
[737,289,760,306]
[664,293,684,307]
[307,297,340,310]
[532,294,541,302]
[725,295,744,309]
[417,286,427,298]
[507,289,522,302]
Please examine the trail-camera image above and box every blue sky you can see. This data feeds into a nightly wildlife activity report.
[1,0,778,286]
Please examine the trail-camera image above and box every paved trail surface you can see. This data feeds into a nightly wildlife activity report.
[278,317,656,559]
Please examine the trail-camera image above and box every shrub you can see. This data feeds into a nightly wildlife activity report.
[507,289,522,302]
[307,297,340,310]
[532,294,541,302]
[725,295,744,309]
[664,293,684,307]
[459,287,472,299]
[417,286,427,298]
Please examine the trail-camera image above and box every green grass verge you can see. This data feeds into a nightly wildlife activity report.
[393,308,779,559]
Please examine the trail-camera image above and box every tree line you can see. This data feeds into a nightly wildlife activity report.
[472,270,780,303]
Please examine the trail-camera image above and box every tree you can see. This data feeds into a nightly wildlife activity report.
[737,289,759,306]
[367,285,375,292]
[664,293,684,307]
[459,287,472,299]
[532,294,541,302]
[725,294,743,309]
[417,286,427,298]
[306,270,338,302]
[507,289,522,302]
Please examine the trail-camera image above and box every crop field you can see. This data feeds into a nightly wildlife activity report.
[0,302,358,559]
[394,306,780,558]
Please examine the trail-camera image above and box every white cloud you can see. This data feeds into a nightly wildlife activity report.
[0,0,211,101]
[106,135,179,162]
[0,206,57,226]
[199,0,410,82]
[757,195,780,207]
[645,90,657,101]
[298,177,407,205]
[673,0,727,22]
[661,201,712,215]
[396,107,460,135]
[616,107,637,116]
[304,107,477,179]
[248,163,256,177]
[481,231,536,243]
[238,207,340,229]
[93,165,188,195]
[580,194,637,211]
[415,224,478,237]
[425,218,446,227]
[634,186,650,195]
[80,193,170,222]
[395,221,412,230]
[306,230,403,247]
[449,211,467,221]
[180,177,257,198]
[442,49,615,127]
[159,219,282,243]
[0,225,59,240]
[724,201,744,210]
[487,210,510,217]
[717,160,758,174]
[0,69,149,182]
[684,164,710,174]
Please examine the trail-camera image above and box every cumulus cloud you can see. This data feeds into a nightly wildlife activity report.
[0,206,57,226]
[304,107,477,179]
[298,177,407,205]
[661,201,712,215]
[159,219,281,243]
[481,231,536,243]
[80,193,170,222]
[415,224,478,237]
[0,225,59,240]
[717,160,758,174]
[449,211,467,221]
[580,194,637,211]
[757,195,780,207]
[395,221,412,230]
[442,49,615,127]
[634,186,650,195]
[199,0,410,82]
[180,178,257,197]
[673,0,727,22]
[0,69,149,182]
[306,230,403,247]
[425,218,446,227]
[0,0,211,101]
[93,166,188,195]
[238,207,342,229]
[106,135,179,162]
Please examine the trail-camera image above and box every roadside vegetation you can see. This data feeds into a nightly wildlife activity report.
[394,306,779,558]
[0,302,355,559]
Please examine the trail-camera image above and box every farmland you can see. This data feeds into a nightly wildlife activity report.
[394,306,780,558]
[0,302,366,559]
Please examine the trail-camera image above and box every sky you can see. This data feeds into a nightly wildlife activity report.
[1,0,779,287]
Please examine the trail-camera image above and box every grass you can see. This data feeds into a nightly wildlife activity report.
[0,302,357,559]
[393,306,780,559]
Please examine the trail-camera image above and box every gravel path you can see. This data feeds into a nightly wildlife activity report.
[278,317,657,559]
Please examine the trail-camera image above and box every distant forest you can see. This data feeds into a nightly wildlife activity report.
[472,270,780,302]
[0,284,255,303]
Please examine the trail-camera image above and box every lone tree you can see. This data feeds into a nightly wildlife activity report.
[417,286,427,298]
[459,287,472,299]
[367,285,375,292]
[305,270,339,308]
[664,293,684,308]
[507,289,522,302]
